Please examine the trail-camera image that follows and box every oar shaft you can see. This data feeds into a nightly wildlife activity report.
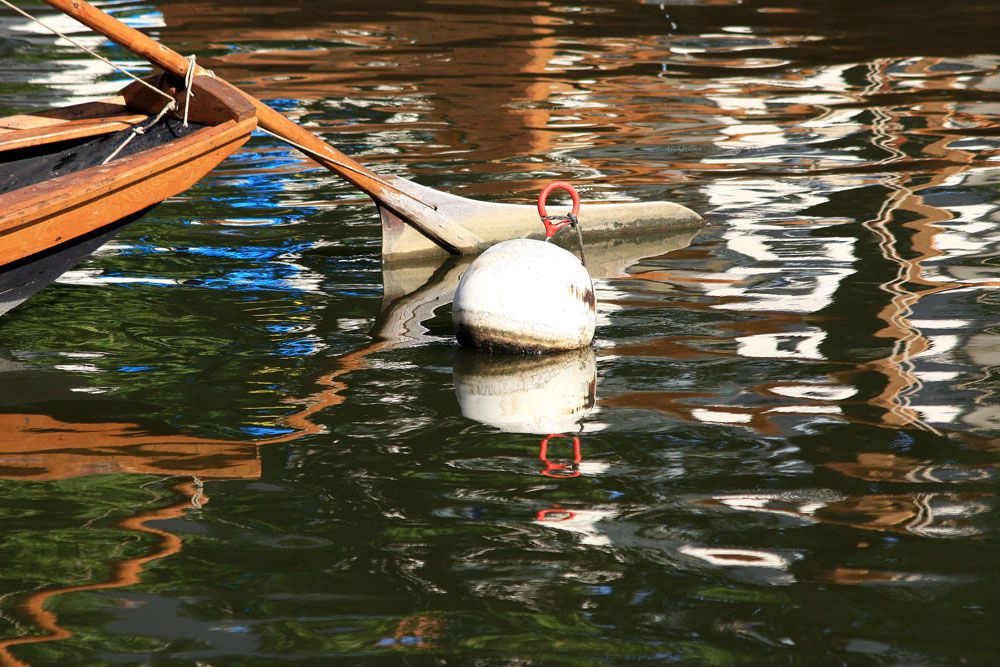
[40,0,480,253]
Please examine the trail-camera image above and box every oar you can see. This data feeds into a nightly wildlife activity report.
[42,0,702,259]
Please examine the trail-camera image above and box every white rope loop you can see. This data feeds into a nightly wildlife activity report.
[182,54,196,127]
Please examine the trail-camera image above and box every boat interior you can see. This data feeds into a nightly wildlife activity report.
[0,72,249,192]
[0,114,202,196]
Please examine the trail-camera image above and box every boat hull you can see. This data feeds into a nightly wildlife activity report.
[0,75,256,315]
[0,210,148,317]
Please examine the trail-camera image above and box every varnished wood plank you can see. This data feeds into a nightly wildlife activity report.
[0,114,148,153]
[0,98,129,134]
[0,118,250,231]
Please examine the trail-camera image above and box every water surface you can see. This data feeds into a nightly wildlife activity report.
[1,0,998,663]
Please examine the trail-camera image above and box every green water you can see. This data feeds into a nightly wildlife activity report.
[1,0,999,663]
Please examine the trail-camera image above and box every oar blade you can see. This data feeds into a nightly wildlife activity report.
[379,175,703,263]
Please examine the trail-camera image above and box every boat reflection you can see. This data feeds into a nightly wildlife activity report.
[0,355,257,662]
[0,356,260,480]
[0,412,258,480]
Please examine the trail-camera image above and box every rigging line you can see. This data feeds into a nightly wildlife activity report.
[100,98,174,165]
[0,0,175,105]
[255,127,436,209]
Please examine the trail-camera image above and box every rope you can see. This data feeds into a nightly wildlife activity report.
[571,214,586,266]
[190,476,204,509]
[101,99,174,164]
[0,0,175,105]
[182,54,196,126]
[543,212,587,266]
[255,127,435,208]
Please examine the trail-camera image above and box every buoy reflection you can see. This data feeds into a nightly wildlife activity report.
[452,346,596,435]
[453,348,601,537]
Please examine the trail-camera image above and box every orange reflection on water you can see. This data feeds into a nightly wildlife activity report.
[828,452,996,485]
[705,489,990,539]
[0,413,259,480]
[158,0,573,188]
[0,405,252,664]
[0,480,204,667]
[815,493,988,538]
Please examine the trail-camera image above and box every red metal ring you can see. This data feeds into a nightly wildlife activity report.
[536,508,577,522]
[539,434,582,478]
[537,181,581,239]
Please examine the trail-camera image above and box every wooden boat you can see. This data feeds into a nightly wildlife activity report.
[0,73,256,315]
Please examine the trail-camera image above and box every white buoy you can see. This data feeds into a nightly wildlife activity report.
[453,347,597,434]
[452,238,595,354]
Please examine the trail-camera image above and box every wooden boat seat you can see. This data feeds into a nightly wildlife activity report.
[0,99,130,133]
[0,113,149,154]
